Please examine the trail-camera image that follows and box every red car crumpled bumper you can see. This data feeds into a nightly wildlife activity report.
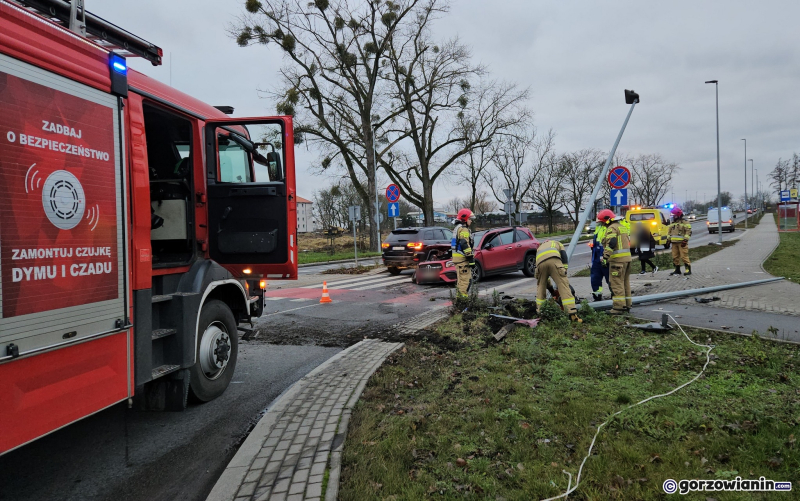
[414,258,458,284]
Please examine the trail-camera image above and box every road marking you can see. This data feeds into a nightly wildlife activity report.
[289,298,312,302]
[300,273,394,289]
[329,275,408,290]
[265,297,285,301]
[349,276,412,291]
[302,274,409,290]
[261,304,319,317]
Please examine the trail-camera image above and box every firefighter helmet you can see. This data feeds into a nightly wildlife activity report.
[596,209,616,223]
[670,207,684,219]
[457,208,475,222]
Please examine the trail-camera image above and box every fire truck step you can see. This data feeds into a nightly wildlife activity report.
[151,294,174,304]
[152,364,181,380]
[152,328,177,340]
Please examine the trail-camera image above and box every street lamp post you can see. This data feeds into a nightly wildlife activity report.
[749,159,753,215]
[705,80,722,244]
[741,139,747,228]
[755,168,759,211]
[371,124,380,252]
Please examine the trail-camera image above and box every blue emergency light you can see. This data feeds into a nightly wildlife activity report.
[111,56,127,74]
[109,53,128,98]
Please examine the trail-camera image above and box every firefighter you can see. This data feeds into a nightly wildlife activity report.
[536,240,581,323]
[589,222,611,301]
[668,206,693,276]
[451,208,476,298]
[599,209,632,314]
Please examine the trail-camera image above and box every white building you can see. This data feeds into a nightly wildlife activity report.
[296,196,316,233]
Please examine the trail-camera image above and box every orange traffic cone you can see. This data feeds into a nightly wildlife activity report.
[319,281,333,303]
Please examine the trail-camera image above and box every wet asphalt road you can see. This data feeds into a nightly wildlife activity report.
[0,218,755,500]
[568,213,751,275]
[0,265,523,501]
[0,344,340,501]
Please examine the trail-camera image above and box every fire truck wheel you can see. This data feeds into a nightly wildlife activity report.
[189,300,239,402]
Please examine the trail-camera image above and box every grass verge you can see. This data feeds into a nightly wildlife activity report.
[339,302,800,500]
[573,241,737,277]
[764,230,800,284]
[298,250,381,265]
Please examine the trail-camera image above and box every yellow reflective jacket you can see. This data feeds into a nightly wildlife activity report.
[452,225,473,257]
[668,221,692,242]
[536,240,567,267]
[594,224,607,241]
[602,221,632,262]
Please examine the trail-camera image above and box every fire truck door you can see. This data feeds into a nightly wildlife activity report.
[204,118,295,275]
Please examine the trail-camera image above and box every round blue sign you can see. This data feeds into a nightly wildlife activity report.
[608,166,631,189]
[385,184,400,202]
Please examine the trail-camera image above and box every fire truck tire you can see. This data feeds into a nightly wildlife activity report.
[189,300,239,402]
[388,266,402,275]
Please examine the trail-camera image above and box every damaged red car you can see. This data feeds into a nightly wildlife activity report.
[413,226,540,285]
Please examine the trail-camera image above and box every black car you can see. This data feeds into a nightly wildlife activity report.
[381,226,453,274]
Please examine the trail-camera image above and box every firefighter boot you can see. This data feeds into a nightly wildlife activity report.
[570,313,583,323]
[592,293,602,302]
[684,264,692,276]
[669,266,682,276]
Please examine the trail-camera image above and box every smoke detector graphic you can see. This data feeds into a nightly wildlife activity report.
[41,170,85,230]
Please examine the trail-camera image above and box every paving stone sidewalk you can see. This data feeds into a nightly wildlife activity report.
[508,215,800,315]
[206,338,403,501]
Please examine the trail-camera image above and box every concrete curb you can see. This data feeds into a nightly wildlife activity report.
[205,339,403,501]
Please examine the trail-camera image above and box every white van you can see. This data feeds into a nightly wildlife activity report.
[707,207,734,233]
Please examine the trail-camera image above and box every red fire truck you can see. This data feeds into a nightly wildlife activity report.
[0,0,297,455]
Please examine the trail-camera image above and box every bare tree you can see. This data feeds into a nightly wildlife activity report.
[234,0,421,251]
[313,180,364,230]
[472,190,495,214]
[769,158,790,192]
[526,142,566,233]
[484,128,551,216]
[560,148,604,225]
[381,12,529,225]
[445,196,466,214]
[628,153,679,206]
[454,80,530,212]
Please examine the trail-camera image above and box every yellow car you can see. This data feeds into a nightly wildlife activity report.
[625,207,673,248]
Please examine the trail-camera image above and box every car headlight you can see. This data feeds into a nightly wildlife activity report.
[445,261,454,268]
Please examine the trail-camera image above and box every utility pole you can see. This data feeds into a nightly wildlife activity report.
[741,139,747,228]
[371,124,380,252]
[566,89,639,261]
[705,80,722,245]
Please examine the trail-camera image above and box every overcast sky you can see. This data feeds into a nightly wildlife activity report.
[95,0,800,207]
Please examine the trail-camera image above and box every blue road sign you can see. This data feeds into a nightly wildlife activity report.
[780,190,791,202]
[388,202,399,218]
[608,166,631,189]
[611,188,628,206]
[385,184,400,202]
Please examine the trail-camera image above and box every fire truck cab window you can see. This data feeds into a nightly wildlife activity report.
[219,135,252,183]
[143,103,194,267]
[216,123,284,183]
